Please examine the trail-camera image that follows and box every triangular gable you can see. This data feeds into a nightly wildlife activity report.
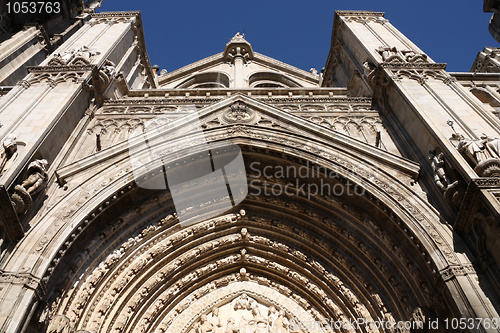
[57,93,419,182]
[158,52,319,89]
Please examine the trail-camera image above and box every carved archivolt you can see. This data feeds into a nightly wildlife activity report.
[40,170,436,333]
[14,119,481,333]
[343,15,388,25]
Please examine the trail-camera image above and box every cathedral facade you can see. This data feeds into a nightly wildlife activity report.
[1,2,500,333]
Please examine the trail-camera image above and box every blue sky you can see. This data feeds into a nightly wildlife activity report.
[98,1,498,74]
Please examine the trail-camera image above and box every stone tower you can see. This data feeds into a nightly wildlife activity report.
[0,5,500,333]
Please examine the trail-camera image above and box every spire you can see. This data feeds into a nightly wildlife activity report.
[223,32,254,64]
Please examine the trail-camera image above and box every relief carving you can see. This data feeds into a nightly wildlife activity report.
[189,295,292,333]
[50,45,100,66]
[47,314,72,333]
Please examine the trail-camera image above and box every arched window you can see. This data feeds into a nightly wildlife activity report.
[175,72,230,88]
[471,88,500,115]
[249,72,302,88]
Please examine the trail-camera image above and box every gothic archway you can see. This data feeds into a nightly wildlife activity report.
[12,95,497,332]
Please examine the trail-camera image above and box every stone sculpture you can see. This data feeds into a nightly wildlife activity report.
[457,134,500,177]
[47,314,71,333]
[428,152,449,191]
[272,310,289,333]
[0,134,17,176]
[10,159,49,214]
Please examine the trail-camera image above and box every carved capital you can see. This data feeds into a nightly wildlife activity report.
[439,264,476,282]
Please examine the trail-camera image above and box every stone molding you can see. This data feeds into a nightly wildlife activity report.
[439,264,476,282]
[380,62,447,70]
[0,270,46,298]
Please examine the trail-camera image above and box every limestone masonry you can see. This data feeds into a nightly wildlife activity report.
[0,1,500,332]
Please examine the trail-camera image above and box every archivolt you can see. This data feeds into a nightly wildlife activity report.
[14,126,492,332]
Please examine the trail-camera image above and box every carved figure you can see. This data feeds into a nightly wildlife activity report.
[457,134,500,177]
[189,322,200,333]
[199,314,212,333]
[10,159,49,214]
[458,136,491,164]
[209,307,223,333]
[102,59,117,78]
[47,314,72,333]
[225,318,238,333]
[377,46,400,62]
[51,45,99,65]
[0,134,18,176]
[428,152,449,191]
[362,61,376,79]
[233,293,251,310]
[272,310,289,333]
[267,306,278,331]
[249,306,268,333]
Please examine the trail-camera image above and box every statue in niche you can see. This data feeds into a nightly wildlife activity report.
[0,134,18,177]
[428,152,449,191]
[272,310,289,333]
[10,159,49,214]
[47,314,72,333]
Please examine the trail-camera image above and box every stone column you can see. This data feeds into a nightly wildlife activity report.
[323,10,500,331]
[0,11,155,333]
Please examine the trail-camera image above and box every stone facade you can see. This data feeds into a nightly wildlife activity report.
[0,5,500,333]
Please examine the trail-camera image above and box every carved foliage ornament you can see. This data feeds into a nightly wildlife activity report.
[49,45,100,66]
[377,46,428,64]
[221,102,259,125]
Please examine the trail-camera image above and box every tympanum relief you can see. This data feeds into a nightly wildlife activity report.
[187,294,293,333]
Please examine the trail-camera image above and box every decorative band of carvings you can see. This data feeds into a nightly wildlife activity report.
[102,96,372,107]
[262,97,372,103]
[439,264,476,282]
[90,11,140,18]
[335,11,385,17]
[472,177,500,188]
[28,65,96,73]
[0,271,46,296]
[381,63,447,70]
[103,98,223,106]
